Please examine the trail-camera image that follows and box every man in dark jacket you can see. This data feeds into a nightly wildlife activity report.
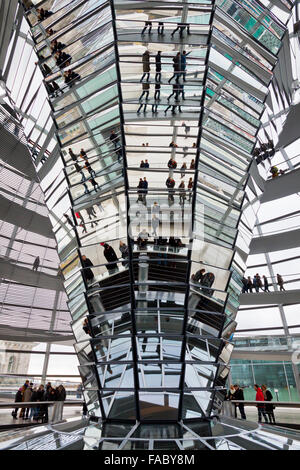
[247,276,253,293]
[45,386,56,401]
[37,384,45,400]
[242,277,248,293]
[168,52,181,83]
[180,50,190,82]
[100,243,119,273]
[137,178,145,203]
[262,385,275,423]
[234,384,246,419]
[155,51,162,82]
[69,148,77,161]
[109,130,120,148]
[142,177,148,199]
[56,385,66,401]
[82,255,95,283]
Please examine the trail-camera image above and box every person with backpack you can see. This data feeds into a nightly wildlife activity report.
[262,385,276,424]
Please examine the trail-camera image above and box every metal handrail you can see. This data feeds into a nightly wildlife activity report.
[0,400,84,425]
[0,400,83,408]
[230,400,300,407]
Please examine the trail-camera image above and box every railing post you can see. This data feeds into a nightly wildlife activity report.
[49,401,64,424]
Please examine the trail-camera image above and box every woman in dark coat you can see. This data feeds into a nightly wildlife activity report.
[56,385,66,401]
[81,255,94,283]
[101,243,118,272]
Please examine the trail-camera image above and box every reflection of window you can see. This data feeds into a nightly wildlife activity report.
[7,356,15,373]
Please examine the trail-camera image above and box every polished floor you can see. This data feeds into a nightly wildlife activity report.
[236,407,300,426]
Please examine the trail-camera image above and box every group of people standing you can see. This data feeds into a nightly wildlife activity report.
[13,381,66,421]
[137,177,149,204]
[191,268,216,298]
[82,241,130,283]
[31,3,84,93]
[242,274,285,293]
[138,50,190,114]
[68,147,100,195]
[226,384,275,424]
[165,176,194,205]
